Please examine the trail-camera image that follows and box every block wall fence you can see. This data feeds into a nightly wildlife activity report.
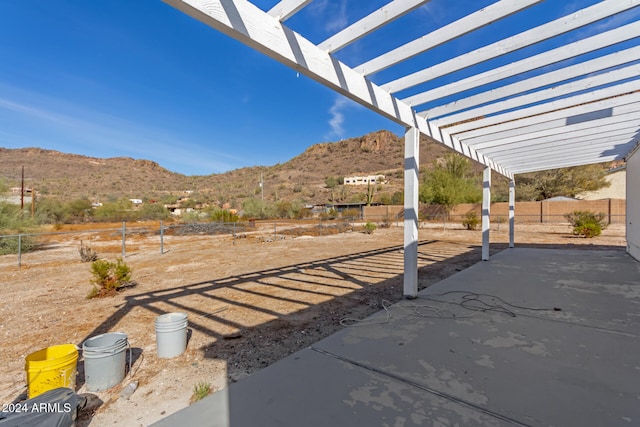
[363,199,626,224]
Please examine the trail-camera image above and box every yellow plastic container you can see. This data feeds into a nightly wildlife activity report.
[25,344,78,398]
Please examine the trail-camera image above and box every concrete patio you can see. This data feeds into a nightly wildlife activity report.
[153,247,640,426]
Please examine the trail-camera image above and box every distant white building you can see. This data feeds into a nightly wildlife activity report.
[343,175,386,186]
[130,199,143,205]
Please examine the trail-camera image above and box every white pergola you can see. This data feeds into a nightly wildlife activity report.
[164,0,640,297]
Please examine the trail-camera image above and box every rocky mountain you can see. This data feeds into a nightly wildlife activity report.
[0,130,455,207]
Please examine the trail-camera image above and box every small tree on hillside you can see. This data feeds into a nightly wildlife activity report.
[325,176,339,189]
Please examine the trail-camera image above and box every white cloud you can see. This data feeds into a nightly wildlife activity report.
[326,96,349,139]
[308,0,348,33]
[325,0,348,33]
[0,86,241,174]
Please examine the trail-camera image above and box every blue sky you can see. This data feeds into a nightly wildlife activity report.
[0,0,635,175]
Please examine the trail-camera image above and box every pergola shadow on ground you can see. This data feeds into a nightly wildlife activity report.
[80,239,502,377]
[151,246,640,427]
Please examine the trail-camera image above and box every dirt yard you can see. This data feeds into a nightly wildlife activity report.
[0,220,627,426]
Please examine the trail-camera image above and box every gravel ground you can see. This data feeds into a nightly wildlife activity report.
[0,221,626,426]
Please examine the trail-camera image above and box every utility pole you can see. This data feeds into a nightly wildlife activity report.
[20,166,24,209]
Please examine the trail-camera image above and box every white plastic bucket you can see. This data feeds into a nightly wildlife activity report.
[155,312,188,358]
[82,332,128,391]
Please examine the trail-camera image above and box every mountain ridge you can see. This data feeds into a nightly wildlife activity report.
[0,130,456,207]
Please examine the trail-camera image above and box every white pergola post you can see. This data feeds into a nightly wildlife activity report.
[482,167,491,261]
[509,179,515,248]
[404,126,420,298]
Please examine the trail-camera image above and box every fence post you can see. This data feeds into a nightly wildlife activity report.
[274,222,277,241]
[160,220,164,254]
[122,221,126,259]
[18,234,22,268]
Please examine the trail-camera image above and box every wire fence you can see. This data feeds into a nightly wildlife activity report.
[0,218,362,267]
[0,213,626,268]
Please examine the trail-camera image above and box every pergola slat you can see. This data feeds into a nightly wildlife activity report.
[471,110,640,151]
[445,82,640,136]
[355,0,543,76]
[433,62,640,127]
[382,0,639,94]
[462,102,640,147]
[453,91,640,141]
[409,21,640,110]
[491,131,640,161]
[504,150,633,171]
[318,0,429,53]
[424,46,640,121]
[267,0,311,21]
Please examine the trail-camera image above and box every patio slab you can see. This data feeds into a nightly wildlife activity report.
[152,248,640,427]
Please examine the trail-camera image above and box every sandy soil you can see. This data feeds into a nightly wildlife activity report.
[0,220,627,426]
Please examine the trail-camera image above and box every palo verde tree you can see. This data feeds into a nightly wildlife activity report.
[514,164,610,201]
[419,153,482,213]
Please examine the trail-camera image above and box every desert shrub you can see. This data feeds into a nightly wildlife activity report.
[241,198,267,219]
[208,208,239,222]
[462,212,480,230]
[93,199,133,222]
[191,381,212,404]
[320,208,338,220]
[79,241,98,262]
[181,210,204,223]
[363,222,377,234]
[138,202,171,221]
[379,215,393,228]
[0,234,38,255]
[275,200,303,219]
[0,202,39,254]
[565,211,607,238]
[325,176,339,189]
[341,208,360,220]
[88,258,133,298]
